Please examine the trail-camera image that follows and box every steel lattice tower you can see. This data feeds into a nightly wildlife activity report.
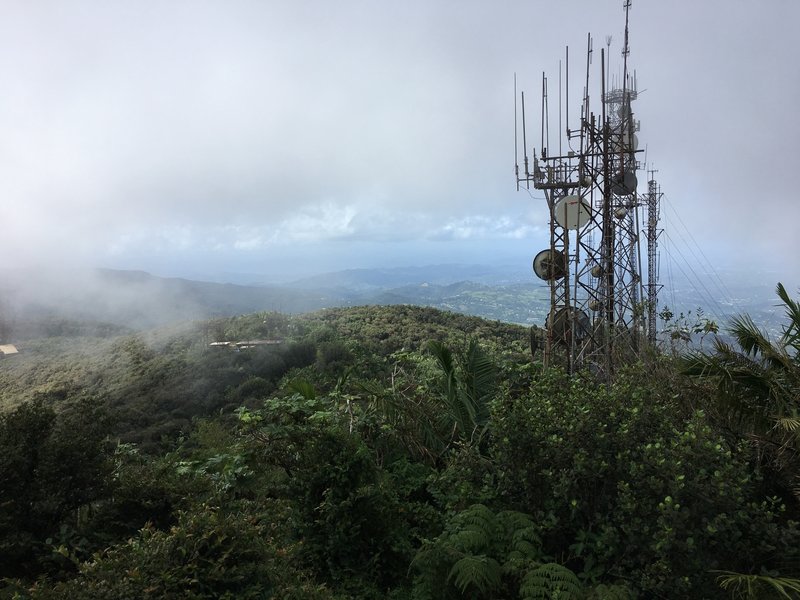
[515,0,662,379]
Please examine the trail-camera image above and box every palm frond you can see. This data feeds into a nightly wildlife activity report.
[774,415,800,434]
[285,378,316,400]
[428,339,498,444]
[777,282,800,356]
[715,570,800,599]
[427,340,455,378]
[460,340,496,428]
[728,314,793,372]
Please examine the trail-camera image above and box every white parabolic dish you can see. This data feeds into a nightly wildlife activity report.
[554,195,591,230]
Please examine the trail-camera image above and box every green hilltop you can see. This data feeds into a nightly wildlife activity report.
[0,299,798,599]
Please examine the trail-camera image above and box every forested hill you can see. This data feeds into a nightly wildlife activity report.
[2,300,799,599]
[0,305,528,448]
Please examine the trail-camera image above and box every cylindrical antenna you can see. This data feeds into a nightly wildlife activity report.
[558,60,562,157]
[540,72,546,155]
[514,73,519,190]
[583,33,591,124]
[565,46,570,136]
[521,91,529,186]
[578,32,590,163]
[601,48,606,130]
[544,76,550,157]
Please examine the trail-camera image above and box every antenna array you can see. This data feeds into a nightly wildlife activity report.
[515,1,663,379]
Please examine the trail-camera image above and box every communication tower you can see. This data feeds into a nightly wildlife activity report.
[515,0,663,378]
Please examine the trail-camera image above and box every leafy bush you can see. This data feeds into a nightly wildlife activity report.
[412,504,629,599]
[490,366,800,597]
[27,501,337,600]
[237,395,440,597]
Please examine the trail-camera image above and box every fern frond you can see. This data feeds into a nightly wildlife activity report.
[447,554,502,595]
[446,504,499,554]
[455,503,495,528]
[449,529,491,554]
[586,583,635,600]
[498,509,537,533]
[507,518,542,561]
[521,563,583,600]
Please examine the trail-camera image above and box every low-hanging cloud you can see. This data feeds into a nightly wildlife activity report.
[0,0,797,283]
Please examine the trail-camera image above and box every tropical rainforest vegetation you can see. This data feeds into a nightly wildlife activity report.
[0,290,798,598]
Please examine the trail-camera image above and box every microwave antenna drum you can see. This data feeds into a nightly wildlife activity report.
[533,249,567,280]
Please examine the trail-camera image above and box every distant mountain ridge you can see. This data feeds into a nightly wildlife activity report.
[0,265,544,337]
[285,263,529,290]
[1,263,787,341]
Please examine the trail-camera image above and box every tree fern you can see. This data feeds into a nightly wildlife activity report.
[411,504,547,599]
[520,562,583,599]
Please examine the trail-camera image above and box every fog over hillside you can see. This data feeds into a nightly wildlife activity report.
[0,262,793,342]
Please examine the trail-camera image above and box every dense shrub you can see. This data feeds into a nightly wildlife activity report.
[490,366,800,597]
[27,501,336,600]
[0,398,113,580]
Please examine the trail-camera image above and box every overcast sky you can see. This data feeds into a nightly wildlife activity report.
[0,0,798,285]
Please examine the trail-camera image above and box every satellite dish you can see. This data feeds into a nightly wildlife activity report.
[546,306,590,344]
[554,195,591,230]
[611,170,637,195]
[532,249,566,281]
[614,206,628,220]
